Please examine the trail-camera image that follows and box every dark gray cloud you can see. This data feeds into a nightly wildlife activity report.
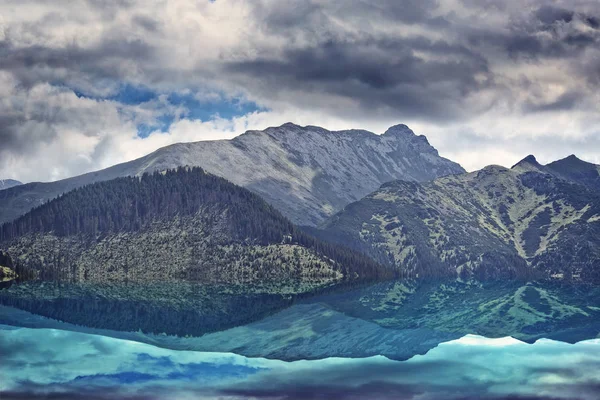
[131,15,160,33]
[465,3,600,61]
[226,35,491,121]
[535,5,575,25]
[216,0,600,138]
[0,38,155,92]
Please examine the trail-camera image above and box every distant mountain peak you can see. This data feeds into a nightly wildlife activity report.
[260,122,302,134]
[0,179,22,191]
[278,122,302,129]
[545,154,600,190]
[553,154,591,167]
[512,155,540,168]
[511,155,545,173]
[383,124,416,137]
[476,165,510,178]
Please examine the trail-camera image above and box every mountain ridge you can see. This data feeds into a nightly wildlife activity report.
[511,154,600,190]
[0,123,464,226]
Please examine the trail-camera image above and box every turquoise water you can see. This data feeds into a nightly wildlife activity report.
[1,279,599,398]
[1,326,599,399]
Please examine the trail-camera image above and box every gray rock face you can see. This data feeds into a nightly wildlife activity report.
[0,123,464,226]
[0,180,21,191]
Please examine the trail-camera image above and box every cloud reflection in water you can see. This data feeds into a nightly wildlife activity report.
[1,326,599,399]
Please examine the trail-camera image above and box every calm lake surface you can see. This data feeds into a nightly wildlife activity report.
[1,279,599,399]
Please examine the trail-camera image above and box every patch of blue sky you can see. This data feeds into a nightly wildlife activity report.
[136,115,174,138]
[72,83,157,104]
[166,91,266,121]
[71,82,267,138]
[109,84,158,105]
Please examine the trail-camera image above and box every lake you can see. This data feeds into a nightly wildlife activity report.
[1,279,599,399]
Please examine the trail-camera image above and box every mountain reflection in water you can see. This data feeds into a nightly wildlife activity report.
[0,279,599,361]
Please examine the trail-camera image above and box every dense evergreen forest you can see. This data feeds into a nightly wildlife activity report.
[1,167,290,241]
[0,167,389,283]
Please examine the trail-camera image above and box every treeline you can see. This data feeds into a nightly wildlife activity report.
[0,167,390,280]
[1,167,288,242]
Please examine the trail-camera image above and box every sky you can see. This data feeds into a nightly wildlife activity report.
[1,0,600,183]
[2,326,600,400]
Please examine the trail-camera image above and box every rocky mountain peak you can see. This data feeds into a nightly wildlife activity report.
[545,154,600,191]
[511,154,545,173]
[280,122,301,129]
[383,124,416,137]
[258,122,302,136]
[549,154,591,169]
[512,155,540,168]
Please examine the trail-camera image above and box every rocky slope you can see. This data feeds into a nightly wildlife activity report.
[518,154,600,192]
[0,180,21,191]
[0,123,464,226]
[0,168,387,285]
[316,155,600,281]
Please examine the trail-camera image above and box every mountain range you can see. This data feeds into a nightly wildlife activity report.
[314,155,600,282]
[1,122,599,285]
[0,123,464,226]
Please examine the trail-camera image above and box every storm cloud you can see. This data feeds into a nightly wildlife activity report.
[1,0,600,181]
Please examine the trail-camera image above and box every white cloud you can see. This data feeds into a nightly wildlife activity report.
[0,0,599,182]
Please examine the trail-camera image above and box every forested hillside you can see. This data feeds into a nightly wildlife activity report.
[0,168,388,284]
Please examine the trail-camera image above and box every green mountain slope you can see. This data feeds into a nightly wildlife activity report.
[0,168,387,285]
[317,156,600,281]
